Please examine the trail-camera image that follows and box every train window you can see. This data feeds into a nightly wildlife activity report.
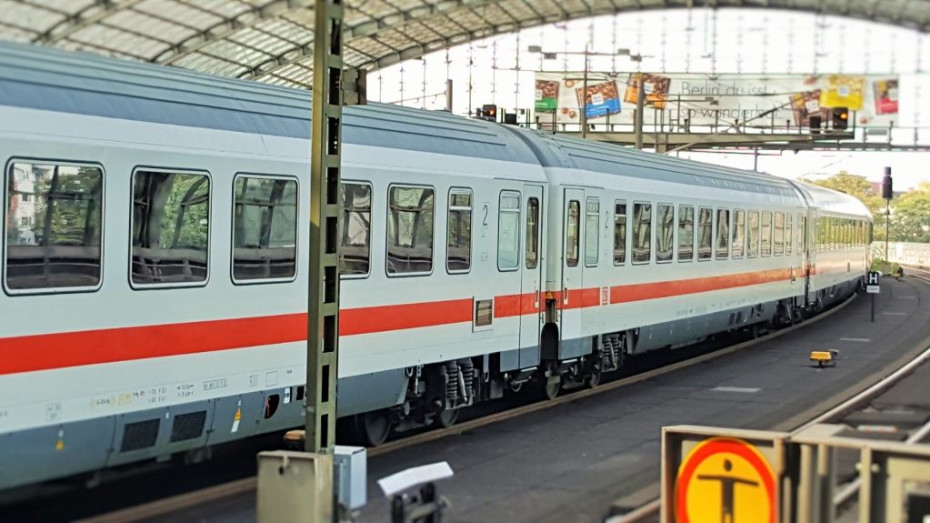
[632,203,651,264]
[747,211,760,257]
[799,215,806,253]
[339,182,371,277]
[614,201,627,265]
[584,198,600,267]
[716,209,730,260]
[232,176,297,283]
[761,211,772,257]
[697,207,712,261]
[732,210,745,259]
[5,161,103,292]
[387,185,434,275]
[131,169,209,286]
[774,212,785,256]
[656,204,674,263]
[786,214,793,255]
[498,192,521,271]
[566,200,580,267]
[447,189,472,273]
[678,205,694,262]
[526,197,539,270]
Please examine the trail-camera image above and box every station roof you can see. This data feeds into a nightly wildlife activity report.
[0,0,928,89]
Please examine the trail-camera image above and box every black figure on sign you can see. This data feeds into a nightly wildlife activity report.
[697,458,759,523]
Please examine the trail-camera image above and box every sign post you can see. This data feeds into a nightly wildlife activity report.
[867,271,881,322]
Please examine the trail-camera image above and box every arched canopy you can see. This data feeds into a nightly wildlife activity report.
[0,0,927,88]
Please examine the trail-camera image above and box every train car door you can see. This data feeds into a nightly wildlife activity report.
[560,188,584,359]
[805,210,816,305]
[519,184,544,368]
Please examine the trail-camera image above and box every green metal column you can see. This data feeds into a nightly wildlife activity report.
[307,0,343,456]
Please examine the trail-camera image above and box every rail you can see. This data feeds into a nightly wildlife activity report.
[612,276,930,523]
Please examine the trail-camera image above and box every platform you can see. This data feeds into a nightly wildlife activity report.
[112,277,930,522]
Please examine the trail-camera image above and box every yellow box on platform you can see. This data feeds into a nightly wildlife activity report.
[810,350,839,367]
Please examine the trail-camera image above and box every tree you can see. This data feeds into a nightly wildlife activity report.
[889,182,930,243]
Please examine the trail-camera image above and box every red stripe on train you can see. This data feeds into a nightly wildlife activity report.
[0,268,797,375]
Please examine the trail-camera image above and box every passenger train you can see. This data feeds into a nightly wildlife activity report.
[0,42,871,492]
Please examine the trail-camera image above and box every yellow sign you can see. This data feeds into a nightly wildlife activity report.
[819,75,865,111]
[675,437,777,523]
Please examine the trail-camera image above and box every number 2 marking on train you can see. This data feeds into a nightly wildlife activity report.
[482,204,489,226]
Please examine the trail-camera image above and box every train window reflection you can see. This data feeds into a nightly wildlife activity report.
[566,200,580,267]
[732,210,745,259]
[614,201,627,265]
[716,209,730,260]
[678,205,694,262]
[232,176,298,282]
[5,161,103,291]
[774,212,785,256]
[498,192,521,271]
[761,211,773,257]
[697,207,712,261]
[387,186,434,275]
[584,198,599,267]
[131,170,210,286]
[799,215,806,253]
[447,189,472,273]
[748,211,760,258]
[786,215,793,255]
[341,183,371,276]
[526,197,539,270]
[656,204,674,263]
[632,202,651,264]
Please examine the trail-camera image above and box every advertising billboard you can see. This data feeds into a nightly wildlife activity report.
[533,72,898,129]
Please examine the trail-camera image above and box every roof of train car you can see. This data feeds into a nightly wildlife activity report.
[510,129,802,199]
[0,40,880,213]
[790,179,873,219]
[0,41,539,166]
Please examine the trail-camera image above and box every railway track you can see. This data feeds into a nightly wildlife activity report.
[611,277,930,523]
[74,294,861,523]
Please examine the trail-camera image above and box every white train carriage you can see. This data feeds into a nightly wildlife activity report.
[0,41,872,493]
[791,181,872,308]
[519,134,814,392]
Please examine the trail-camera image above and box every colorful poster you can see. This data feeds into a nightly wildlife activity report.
[575,80,622,119]
[873,79,899,115]
[819,75,865,110]
[789,90,822,127]
[534,79,560,113]
[624,73,671,109]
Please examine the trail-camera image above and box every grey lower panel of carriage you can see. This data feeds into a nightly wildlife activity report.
[0,298,806,492]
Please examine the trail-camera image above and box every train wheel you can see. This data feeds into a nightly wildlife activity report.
[586,364,602,389]
[436,408,460,428]
[542,376,561,400]
[356,410,392,447]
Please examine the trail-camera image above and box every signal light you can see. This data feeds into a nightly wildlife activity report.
[481,104,497,122]
[882,167,893,200]
[832,107,849,130]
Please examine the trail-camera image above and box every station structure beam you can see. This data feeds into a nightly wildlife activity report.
[307,0,342,460]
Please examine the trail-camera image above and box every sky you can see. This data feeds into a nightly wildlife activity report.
[366,8,930,189]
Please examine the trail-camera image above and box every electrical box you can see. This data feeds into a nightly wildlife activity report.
[334,445,367,510]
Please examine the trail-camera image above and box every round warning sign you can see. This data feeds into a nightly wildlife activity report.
[675,437,777,523]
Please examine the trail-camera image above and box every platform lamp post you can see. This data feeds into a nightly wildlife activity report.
[882,167,894,262]
[527,46,639,140]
